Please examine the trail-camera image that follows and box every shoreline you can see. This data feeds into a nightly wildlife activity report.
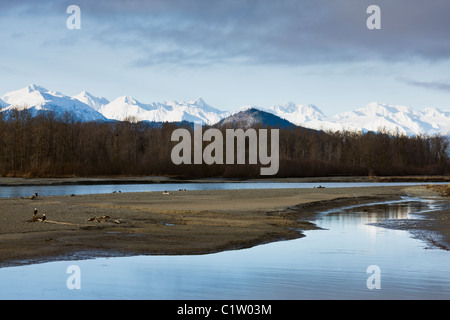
[0,185,448,268]
[0,175,449,187]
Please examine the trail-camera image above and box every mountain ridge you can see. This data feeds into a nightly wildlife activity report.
[1,84,449,136]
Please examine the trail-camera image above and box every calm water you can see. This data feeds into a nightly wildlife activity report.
[0,181,440,198]
[0,195,449,300]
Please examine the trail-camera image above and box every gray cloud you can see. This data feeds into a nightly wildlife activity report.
[3,0,450,67]
[401,78,450,92]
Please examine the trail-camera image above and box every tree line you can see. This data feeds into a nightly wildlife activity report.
[0,109,448,178]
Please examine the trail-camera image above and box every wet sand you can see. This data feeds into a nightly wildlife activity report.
[0,185,448,267]
[372,185,450,251]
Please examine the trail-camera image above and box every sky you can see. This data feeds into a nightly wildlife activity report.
[0,0,449,115]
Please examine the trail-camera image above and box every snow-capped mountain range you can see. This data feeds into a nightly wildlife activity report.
[1,84,449,136]
[98,96,226,125]
[1,85,108,122]
[262,102,450,136]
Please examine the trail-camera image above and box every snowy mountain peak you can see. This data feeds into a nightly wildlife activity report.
[359,102,420,118]
[0,85,107,122]
[265,102,326,126]
[183,97,223,115]
[2,85,49,107]
[76,90,104,100]
[73,91,110,111]
[193,97,206,106]
[100,95,158,121]
[122,96,137,104]
[111,95,152,108]
[100,96,224,124]
[272,102,324,116]
[23,84,66,98]
[361,102,385,114]
[25,84,48,93]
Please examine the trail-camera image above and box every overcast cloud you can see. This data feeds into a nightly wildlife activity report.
[1,0,449,113]
[2,0,450,67]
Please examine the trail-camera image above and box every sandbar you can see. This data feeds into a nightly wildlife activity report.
[0,185,448,267]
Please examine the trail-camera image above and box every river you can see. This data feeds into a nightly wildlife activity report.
[0,181,441,198]
[0,185,449,300]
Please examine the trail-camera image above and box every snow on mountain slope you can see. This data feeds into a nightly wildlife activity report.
[327,102,449,136]
[100,96,226,125]
[420,107,450,135]
[2,84,52,109]
[1,84,107,122]
[99,96,155,121]
[265,101,450,136]
[73,91,110,112]
[0,85,448,136]
[265,102,326,125]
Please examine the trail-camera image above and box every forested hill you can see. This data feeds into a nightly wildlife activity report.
[215,108,296,129]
